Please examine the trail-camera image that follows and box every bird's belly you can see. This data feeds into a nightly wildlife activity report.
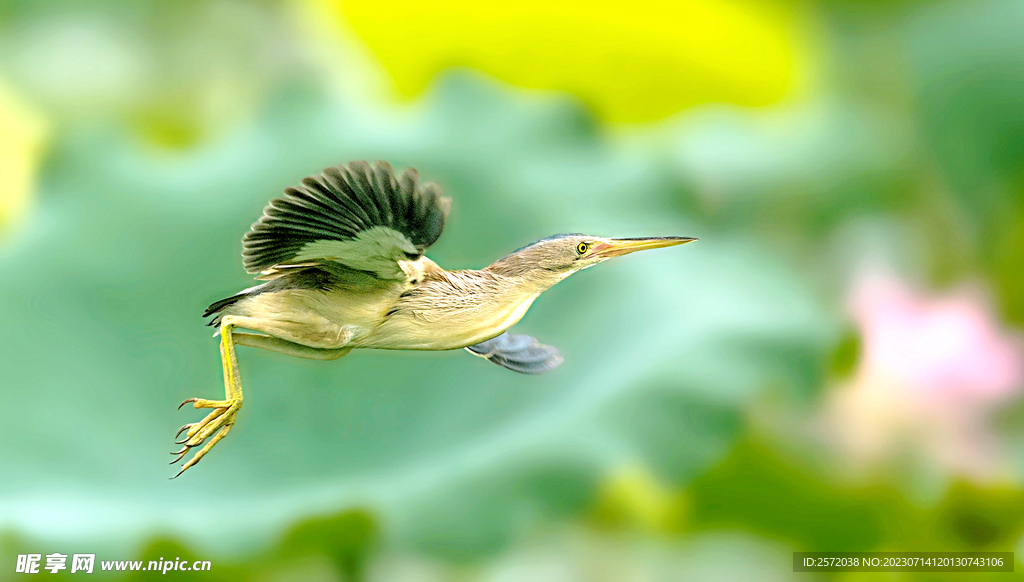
[361,293,540,350]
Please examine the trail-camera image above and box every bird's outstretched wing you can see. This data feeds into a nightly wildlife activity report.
[242,161,450,280]
[465,333,563,375]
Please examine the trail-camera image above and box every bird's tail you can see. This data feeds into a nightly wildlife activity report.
[203,284,262,327]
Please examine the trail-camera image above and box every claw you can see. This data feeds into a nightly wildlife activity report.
[175,423,195,439]
[178,398,198,410]
[180,434,206,448]
[170,448,190,464]
[178,453,203,475]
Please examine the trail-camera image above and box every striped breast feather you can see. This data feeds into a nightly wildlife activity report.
[242,161,451,279]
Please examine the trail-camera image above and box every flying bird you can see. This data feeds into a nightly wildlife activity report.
[172,161,695,476]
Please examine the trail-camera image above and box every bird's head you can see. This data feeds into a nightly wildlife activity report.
[488,233,696,286]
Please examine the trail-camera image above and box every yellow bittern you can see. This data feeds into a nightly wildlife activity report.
[172,161,695,476]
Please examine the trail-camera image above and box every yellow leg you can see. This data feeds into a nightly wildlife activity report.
[171,317,244,478]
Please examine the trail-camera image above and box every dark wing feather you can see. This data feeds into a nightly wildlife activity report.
[242,161,450,280]
[466,332,563,375]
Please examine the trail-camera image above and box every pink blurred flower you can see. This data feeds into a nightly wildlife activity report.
[823,267,1024,479]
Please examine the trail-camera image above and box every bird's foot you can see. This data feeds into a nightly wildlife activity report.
[171,396,241,478]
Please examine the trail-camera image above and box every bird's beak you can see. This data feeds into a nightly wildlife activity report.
[592,236,697,258]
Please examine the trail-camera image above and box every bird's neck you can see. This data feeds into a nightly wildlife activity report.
[484,256,569,293]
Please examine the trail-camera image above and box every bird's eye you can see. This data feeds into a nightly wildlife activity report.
[576,242,589,255]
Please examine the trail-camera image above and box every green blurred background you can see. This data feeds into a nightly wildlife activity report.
[2,0,1024,579]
